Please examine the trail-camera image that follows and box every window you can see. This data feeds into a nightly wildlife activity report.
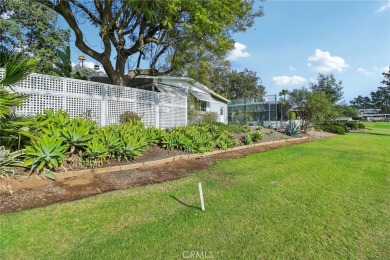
[220,108,224,116]
[199,100,207,112]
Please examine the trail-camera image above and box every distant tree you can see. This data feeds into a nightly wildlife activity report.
[33,0,263,86]
[52,46,72,78]
[304,91,336,126]
[310,73,343,104]
[278,89,290,121]
[335,104,358,118]
[350,68,390,113]
[287,87,309,110]
[0,0,70,74]
[381,67,390,87]
[279,89,289,101]
[372,68,390,113]
[222,69,265,99]
[288,86,339,131]
[350,95,373,109]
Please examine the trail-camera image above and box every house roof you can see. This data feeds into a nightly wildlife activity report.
[133,76,230,104]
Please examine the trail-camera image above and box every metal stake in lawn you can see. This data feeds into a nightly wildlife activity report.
[198,183,205,211]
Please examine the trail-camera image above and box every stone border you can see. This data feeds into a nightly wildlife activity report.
[56,136,309,180]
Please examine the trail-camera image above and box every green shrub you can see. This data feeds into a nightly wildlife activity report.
[242,133,253,145]
[346,121,359,130]
[119,111,141,123]
[251,131,263,142]
[320,124,345,135]
[288,111,297,120]
[189,111,219,125]
[358,122,365,129]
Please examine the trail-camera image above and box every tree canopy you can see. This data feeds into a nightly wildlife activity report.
[0,0,70,74]
[33,0,263,85]
[309,73,343,104]
[287,74,345,130]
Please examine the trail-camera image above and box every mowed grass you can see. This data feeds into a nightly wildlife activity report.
[0,123,389,259]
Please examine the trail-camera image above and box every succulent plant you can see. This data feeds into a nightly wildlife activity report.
[285,121,301,137]
[0,146,25,176]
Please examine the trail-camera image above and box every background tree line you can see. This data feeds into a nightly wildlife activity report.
[350,68,390,113]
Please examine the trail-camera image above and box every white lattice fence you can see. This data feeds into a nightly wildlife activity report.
[0,69,187,128]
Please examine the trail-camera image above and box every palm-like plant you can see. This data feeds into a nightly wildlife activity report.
[0,51,38,152]
[0,51,38,89]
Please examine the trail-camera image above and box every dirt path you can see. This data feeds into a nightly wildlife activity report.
[0,134,331,214]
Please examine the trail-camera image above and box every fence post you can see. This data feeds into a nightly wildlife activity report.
[101,84,107,126]
[155,93,160,128]
[62,79,67,110]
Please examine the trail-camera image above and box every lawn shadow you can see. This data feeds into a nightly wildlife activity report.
[169,195,201,210]
[352,132,390,137]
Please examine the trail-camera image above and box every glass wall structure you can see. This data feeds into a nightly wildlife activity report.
[228,95,278,126]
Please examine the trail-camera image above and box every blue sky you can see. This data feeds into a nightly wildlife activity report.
[66,0,390,103]
[228,0,390,102]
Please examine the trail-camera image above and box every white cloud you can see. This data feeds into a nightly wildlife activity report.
[357,67,371,76]
[271,75,307,86]
[357,66,389,76]
[288,66,296,71]
[380,66,390,73]
[227,42,250,61]
[307,49,348,73]
[376,0,390,13]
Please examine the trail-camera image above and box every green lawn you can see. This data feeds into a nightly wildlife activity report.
[1,123,389,259]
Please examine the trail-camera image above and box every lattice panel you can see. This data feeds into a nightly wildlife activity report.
[65,97,102,123]
[107,100,136,125]
[23,75,64,92]
[66,80,102,96]
[15,94,64,116]
[136,102,156,126]
[107,85,136,100]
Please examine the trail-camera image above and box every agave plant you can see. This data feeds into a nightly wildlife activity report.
[24,135,67,180]
[82,137,108,167]
[0,146,25,176]
[100,127,122,159]
[37,109,71,129]
[118,135,145,160]
[60,120,93,153]
[285,121,301,137]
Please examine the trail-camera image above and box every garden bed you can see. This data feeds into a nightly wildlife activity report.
[0,129,335,213]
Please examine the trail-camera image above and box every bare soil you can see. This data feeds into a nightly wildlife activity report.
[0,129,335,214]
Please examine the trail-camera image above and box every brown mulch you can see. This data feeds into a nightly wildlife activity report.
[0,130,334,214]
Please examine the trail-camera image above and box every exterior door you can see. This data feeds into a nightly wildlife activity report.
[220,107,225,123]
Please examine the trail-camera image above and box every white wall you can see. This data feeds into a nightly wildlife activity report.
[210,101,228,124]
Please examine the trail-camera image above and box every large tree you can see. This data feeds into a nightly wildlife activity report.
[0,0,70,74]
[309,73,343,104]
[33,0,263,86]
[287,73,345,130]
